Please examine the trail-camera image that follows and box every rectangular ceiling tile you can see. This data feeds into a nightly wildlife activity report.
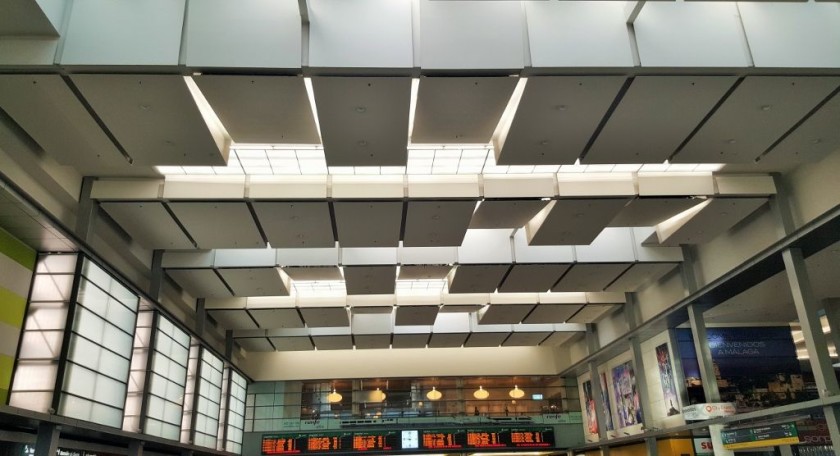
[167,269,232,298]
[299,307,349,327]
[391,334,429,349]
[541,331,579,347]
[333,202,403,247]
[478,304,535,325]
[168,202,265,249]
[464,332,509,347]
[353,334,391,349]
[194,75,318,144]
[608,198,703,227]
[71,74,228,166]
[217,267,290,296]
[469,200,549,229]
[523,304,584,324]
[395,306,439,326]
[762,91,840,168]
[568,304,619,324]
[235,337,274,352]
[674,76,840,163]
[412,77,517,144]
[584,76,737,164]
[552,263,632,292]
[283,266,343,281]
[498,264,570,293]
[447,265,509,293]
[503,332,551,347]
[403,201,476,247]
[207,309,258,329]
[312,76,411,166]
[656,198,768,245]
[270,336,314,351]
[248,308,304,329]
[428,333,468,348]
[312,335,353,350]
[495,76,626,165]
[398,265,452,280]
[526,199,631,246]
[343,266,396,294]
[0,75,126,172]
[605,263,678,292]
[101,202,193,249]
[253,202,335,248]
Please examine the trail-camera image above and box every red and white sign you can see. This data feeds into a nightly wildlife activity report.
[693,437,714,455]
[683,402,736,421]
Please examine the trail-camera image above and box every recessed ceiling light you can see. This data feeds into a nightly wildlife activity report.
[354,106,367,114]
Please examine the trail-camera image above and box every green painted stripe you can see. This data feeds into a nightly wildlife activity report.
[0,388,7,406]
[0,353,13,391]
[0,227,35,270]
[0,254,33,297]
[0,321,20,358]
[0,287,26,328]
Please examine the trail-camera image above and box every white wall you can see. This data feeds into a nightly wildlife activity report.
[785,150,840,229]
[637,268,686,323]
[596,307,630,349]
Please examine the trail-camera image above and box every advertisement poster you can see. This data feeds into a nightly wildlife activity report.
[656,343,680,416]
[582,380,598,435]
[599,373,614,431]
[611,362,643,428]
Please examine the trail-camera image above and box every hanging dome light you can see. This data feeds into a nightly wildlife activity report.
[426,386,442,401]
[327,388,342,403]
[509,385,525,399]
[372,387,387,402]
[473,385,490,399]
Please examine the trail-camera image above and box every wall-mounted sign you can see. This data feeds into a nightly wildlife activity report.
[693,437,714,456]
[682,402,736,421]
[721,422,799,450]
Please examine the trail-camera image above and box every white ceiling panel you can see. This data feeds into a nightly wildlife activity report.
[762,91,840,168]
[398,265,452,280]
[392,334,429,348]
[478,304,534,325]
[333,202,403,247]
[541,331,579,347]
[495,76,626,165]
[439,305,484,313]
[605,263,678,292]
[167,269,232,298]
[207,309,258,329]
[168,202,265,249]
[428,333,468,348]
[675,76,840,163]
[469,200,549,229]
[193,75,319,144]
[552,263,631,292]
[253,202,335,248]
[412,77,517,143]
[344,266,397,294]
[656,198,768,246]
[447,265,509,293]
[608,198,703,227]
[283,266,343,281]
[503,332,551,346]
[299,307,349,327]
[353,334,391,349]
[217,267,290,296]
[100,202,193,249]
[235,337,275,352]
[568,304,619,324]
[249,308,305,329]
[584,76,737,164]
[71,74,227,166]
[270,337,314,351]
[523,304,584,324]
[526,199,631,246]
[498,264,569,293]
[403,201,475,247]
[312,76,411,166]
[464,332,508,347]
[1,0,60,35]
[312,335,353,350]
[0,75,126,172]
[395,306,439,326]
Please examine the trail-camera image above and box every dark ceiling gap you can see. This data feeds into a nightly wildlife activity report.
[577,76,635,163]
[246,201,270,247]
[162,201,199,248]
[601,263,636,292]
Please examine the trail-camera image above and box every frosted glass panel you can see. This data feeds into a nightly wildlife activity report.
[102,324,133,356]
[26,303,68,330]
[99,349,129,379]
[164,400,182,424]
[30,273,74,301]
[9,391,53,413]
[68,337,101,370]
[91,402,122,427]
[95,374,127,404]
[60,395,94,421]
[64,364,97,398]
[18,331,63,359]
[73,308,104,342]
[36,254,78,274]
[12,363,58,391]
[146,418,163,436]
[148,395,165,417]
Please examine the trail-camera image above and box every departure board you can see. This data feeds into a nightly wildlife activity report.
[261,427,555,454]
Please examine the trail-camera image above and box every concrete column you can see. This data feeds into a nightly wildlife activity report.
[195,298,206,337]
[666,329,690,410]
[687,304,720,402]
[34,423,59,456]
[128,440,144,456]
[74,176,98,243]
[149,249,164,301]
[708,424,734,456]
[644,437,658,456]
[589,361,609,442]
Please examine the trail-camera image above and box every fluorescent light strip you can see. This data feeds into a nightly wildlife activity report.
[408,78,420,141]
[304,78,323,141]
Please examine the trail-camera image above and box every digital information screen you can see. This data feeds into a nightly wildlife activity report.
[721,423,799,450]
[262,427,555,454]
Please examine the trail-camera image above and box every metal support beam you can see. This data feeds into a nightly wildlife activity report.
[75,176,98,243]
[586,323,600,355]
[149,249,164,301]
[687,303,720,402]
[589,361,609,442]
[34,423,59,456]
[782,248,840,396]
[128,441,144,456]
[680,246,700,295]
[195,298,206,337]
[666,328,690,410]
[624,292,641,331]
[770,173,795,237]
[625,1,646,24]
